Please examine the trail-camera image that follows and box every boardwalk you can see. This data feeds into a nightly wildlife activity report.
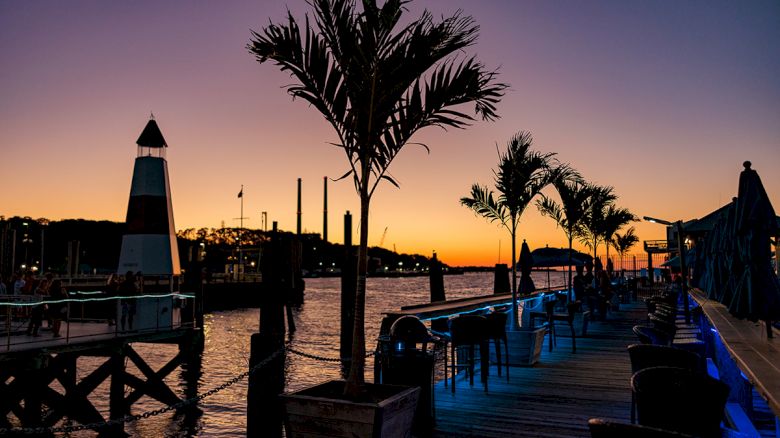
[431,301,645,437]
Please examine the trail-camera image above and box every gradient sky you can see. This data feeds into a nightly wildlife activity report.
[1,0,778,266]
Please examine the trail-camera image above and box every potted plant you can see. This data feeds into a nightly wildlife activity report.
[248,0,506,435]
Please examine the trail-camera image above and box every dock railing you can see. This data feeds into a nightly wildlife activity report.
[1,292,196,353]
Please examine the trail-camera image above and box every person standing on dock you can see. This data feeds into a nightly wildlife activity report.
[26,274,51,336]
[105,273,119,326]
[48,279,68,337]
[119,271,138,331]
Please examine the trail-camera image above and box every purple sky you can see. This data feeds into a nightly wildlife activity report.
[1,0,778,265]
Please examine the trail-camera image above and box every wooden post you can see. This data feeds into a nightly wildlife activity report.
[340,212,355,378]
[109,349,126,436]
[494,264,510,294]
[248,225,286,438]
[296,178,302,236]
[429,252,447,333]
[323,176,328,243]
[180,331,204,432]
[247,332,285,438]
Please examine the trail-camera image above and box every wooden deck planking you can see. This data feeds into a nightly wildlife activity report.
[431,302,646,437]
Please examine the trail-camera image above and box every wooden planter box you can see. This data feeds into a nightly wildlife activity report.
[281,380,420,438]
[491,326,546,366]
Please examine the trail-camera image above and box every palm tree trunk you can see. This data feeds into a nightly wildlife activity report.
[511,220,519,330]
[567,235,573,301]
[345,180,369,397]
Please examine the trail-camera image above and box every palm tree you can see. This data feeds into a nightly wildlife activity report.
[612,226,639,270]
[579,185,617,260]
[537,178,595,298]
[461,131,556,329]
[601,204,637,266]
[249,0,506,396]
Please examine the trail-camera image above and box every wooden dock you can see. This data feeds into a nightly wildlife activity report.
[430,301,644,437]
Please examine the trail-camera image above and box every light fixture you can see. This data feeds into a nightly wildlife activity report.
[643,215,691,324]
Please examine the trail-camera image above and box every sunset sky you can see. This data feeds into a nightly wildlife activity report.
[1,0,778,266]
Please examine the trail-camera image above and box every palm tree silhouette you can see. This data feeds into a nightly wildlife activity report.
[612,226,639,270]
[579,185,617,261]
[601,205,637,268]
[461,131,558,329]
[537,178,597,298]
[249,0,507,395]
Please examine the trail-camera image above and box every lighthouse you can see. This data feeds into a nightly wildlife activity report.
[118,116,181,280]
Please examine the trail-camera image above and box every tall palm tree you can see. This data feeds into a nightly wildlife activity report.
[249,0,506,395]
[579,185,617,260]
[537,178,595,297]
[461,131,556,329]
[612,226,639,270]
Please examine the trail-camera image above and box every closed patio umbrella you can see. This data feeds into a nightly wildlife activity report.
[726,162,780,337]
[519,240,535,295]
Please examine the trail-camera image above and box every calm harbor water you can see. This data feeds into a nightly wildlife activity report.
[72,271,564,437]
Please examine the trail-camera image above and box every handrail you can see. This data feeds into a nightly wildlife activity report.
[1,293,197,353]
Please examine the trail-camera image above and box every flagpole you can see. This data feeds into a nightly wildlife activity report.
[239,185,243,280]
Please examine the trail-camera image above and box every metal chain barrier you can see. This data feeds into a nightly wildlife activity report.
[287,345,377,363]
[0,342,379,435]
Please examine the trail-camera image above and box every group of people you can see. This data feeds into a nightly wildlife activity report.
[571,260,627,321]
[106,270,142,331]
[0,270,69,337]
[0,269,143,337]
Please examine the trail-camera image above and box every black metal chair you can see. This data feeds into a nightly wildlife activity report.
[532,300,580,353]
[485,311,509,380]
[448,314,490,393]
[627,344,701,423]
[633,325,671,346]
[588,418,695,438]
[631,366,730,437]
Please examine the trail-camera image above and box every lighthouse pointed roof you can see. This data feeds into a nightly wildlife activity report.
[136,118,168,148]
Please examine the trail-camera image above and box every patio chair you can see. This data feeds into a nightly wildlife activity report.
[485,311,509,380]
[627,344,701,423]
[448,314,490,393]
[631,366,730,437]
[633,325,671,346]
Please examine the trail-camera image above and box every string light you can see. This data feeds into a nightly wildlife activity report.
[0,292,194,307]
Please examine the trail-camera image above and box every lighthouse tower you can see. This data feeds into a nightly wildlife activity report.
[118,116,181,279]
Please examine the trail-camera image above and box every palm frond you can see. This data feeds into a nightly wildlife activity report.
[460,183,508,227]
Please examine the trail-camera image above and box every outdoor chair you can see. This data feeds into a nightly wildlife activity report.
[649,314,678,339]
[627,344,702,423]
[631,366,730,437]
[485,311,509,380]
[588,418,695,438]
[448,314,490,393]
[532,300,580,353]
[633,325,671,346]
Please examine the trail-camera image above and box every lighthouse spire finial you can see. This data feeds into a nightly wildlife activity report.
[150,111,155,120]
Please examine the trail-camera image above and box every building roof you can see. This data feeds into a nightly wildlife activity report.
[683,201,780,234]
[136,119,168,148]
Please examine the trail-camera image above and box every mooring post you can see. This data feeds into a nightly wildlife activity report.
[108,349,126,436]
[429,252,448,333]
[247,226,287,438]
[494,263,510,294]
[340,211,355,378]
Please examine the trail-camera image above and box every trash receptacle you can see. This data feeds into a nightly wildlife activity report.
[383,316,436,435]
